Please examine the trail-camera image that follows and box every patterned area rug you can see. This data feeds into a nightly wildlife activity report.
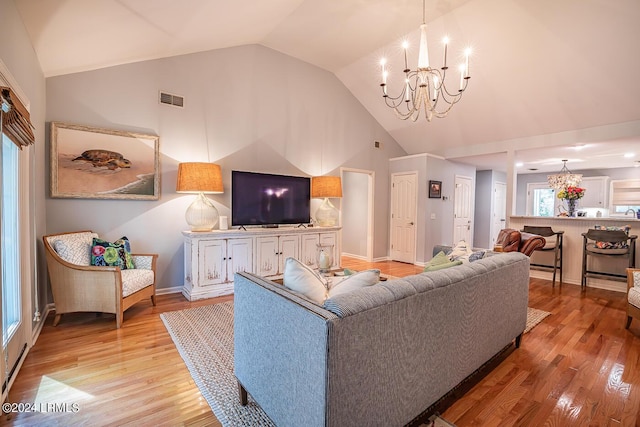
[161,302,550,426]
[525,307,551,334]
[161,302,274,426]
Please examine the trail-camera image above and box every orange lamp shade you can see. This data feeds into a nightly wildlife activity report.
[311,176,342,198]
[176,162,223,194]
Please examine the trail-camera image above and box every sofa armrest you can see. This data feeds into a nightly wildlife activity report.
[496,229,521,252]
[234,272,337,427]
[519,233,546,256]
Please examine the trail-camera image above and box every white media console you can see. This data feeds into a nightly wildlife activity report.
[182,226,341,301]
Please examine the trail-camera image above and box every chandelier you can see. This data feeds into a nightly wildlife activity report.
[379,0,471,121]
[547,160,582,190]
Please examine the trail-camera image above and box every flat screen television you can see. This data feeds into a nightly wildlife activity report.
[231,171,310,226]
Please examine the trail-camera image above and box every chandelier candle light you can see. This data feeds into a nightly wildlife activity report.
[379,0,471,121]
[176,162,224,231]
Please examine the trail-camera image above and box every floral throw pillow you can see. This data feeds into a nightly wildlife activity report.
[91,237,135,269]
[594,225,630,249]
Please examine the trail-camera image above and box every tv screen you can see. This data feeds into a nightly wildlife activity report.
[231,171,310,226]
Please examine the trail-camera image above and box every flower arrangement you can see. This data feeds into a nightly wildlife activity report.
[557,186,585,200]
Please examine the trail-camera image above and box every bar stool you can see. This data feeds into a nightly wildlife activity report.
[522,226,564,287]
[581,229,637,289]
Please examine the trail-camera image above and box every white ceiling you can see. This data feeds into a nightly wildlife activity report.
[14,0,640,172]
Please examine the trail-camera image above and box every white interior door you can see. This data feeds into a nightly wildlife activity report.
[492,181,507,246]
[390,172,417,263]
[453,175,473,244]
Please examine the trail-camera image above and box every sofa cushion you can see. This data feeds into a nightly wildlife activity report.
[424,251,463,271]
[448,240,473,260]
[50,231,99,266]
[327,269,380,298]
[121,269,155,297]
[283,257,328,304]
[91,236,135,269]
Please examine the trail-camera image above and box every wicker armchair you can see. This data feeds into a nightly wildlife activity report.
[626,268,640,329]
[43,230,157,328]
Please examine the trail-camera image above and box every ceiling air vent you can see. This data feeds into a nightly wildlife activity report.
[159,91,184,108]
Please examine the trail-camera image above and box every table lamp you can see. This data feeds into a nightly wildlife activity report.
[311,176,342,227]
[176,162,224,231]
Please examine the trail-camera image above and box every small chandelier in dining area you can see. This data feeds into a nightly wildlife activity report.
[547,159,582,190]
[379,0,471,122]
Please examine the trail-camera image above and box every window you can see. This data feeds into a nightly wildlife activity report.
[610,179,640,216]
[526,183,559,217]
[2,132,20,345]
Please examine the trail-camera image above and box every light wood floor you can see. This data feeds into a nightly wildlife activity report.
[3,258,639,426]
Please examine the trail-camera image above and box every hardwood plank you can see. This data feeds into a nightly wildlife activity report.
[3,259,639,426]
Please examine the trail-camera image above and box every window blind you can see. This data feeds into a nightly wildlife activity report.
[611,179,640,205]
[0,86,34,149]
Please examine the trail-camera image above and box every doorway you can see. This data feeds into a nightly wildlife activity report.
[390,172,417,263]
[453,175,474,245]
[341,168,374,261]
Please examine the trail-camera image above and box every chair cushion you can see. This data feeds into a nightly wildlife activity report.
[629,286,640,309]
[586,243,629,255]
[50,232,99,266]
[121,269,155,297]
[91,237,135,269]
[594,225,631,249]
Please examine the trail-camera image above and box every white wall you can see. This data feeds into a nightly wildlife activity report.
[342,171,369,258]
[45,44,406,291]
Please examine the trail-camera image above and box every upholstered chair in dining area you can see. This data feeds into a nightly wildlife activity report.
[522,226,564,287]
[43,230,157,328]
[581,227,637,289]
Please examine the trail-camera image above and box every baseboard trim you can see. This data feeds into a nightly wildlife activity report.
[31,303,54,344]
[528,270,625,293]
[372,256,390,262]
[156,286,184,295]
[341,252,370,261]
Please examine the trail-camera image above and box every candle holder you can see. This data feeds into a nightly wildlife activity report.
[316,243,334,275]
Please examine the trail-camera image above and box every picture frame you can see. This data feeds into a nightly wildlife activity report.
[50,122,160,200]
[429,180,442,198]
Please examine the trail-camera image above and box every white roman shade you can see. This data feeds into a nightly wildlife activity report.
[611,179,640,206]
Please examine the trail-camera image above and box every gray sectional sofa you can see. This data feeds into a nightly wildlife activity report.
[234,251,530,427]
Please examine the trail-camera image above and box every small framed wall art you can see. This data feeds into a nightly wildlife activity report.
[50,122,160,200]
[429,180,442,198]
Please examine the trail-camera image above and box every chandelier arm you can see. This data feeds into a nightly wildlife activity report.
[377,0,471,121]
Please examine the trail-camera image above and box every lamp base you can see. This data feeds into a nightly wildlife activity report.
[186,192,219,231]
[315,198,339,227]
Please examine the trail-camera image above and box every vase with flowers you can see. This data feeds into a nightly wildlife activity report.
[557,186,585,217]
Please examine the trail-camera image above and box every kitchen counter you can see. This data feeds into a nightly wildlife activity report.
[510,215,640,222]
[509,216,638,293]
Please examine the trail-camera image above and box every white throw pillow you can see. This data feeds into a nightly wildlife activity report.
[283,258,328,304]
[448,240,473,261]
[327,269,380,299]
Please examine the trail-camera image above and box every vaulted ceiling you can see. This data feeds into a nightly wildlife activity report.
[14,0,640,172]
